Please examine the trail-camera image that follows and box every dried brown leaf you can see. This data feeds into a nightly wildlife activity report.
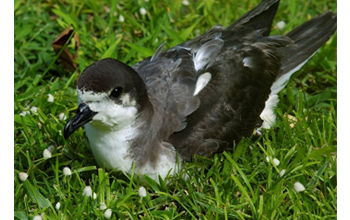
[51,25,80,72]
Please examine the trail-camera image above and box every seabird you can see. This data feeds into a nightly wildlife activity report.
[64,0,337,181]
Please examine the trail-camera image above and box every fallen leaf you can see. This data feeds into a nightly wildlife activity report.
[51,25,80,72]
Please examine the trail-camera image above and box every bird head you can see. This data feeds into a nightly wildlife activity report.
[64,58,149,139]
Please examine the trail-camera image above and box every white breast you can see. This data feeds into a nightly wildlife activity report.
[84,123,181,181]
[85,123,136,172]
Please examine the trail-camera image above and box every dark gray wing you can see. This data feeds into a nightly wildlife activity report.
[227,0,280,36]
[178,0,280,52]
[168,31,292,160]
[132,0,287,161]
[134,47,201,139]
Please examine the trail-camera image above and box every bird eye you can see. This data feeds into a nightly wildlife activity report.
[110,87,123,99]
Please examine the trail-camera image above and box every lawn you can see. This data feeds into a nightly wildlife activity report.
[14,0,337,219]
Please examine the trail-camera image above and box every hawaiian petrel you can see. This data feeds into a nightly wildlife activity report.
[64,0,337,180]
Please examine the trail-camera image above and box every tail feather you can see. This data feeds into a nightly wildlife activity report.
[273,12,337,95]
[281,12,337,76]
[260,12,337,129]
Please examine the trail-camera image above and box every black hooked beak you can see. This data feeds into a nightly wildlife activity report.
[64,103,98,139]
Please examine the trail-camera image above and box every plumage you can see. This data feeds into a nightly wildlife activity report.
[64,0,337,180]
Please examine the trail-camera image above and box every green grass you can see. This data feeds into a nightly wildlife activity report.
[14,0,337,219]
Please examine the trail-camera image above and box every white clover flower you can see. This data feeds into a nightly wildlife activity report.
[276,21,286,30]
[255,128,262,136]
[37,122,42,129]
[104,209,112,219]
[20,111,30,116]
[182,0,190,6]
[93,192,97,200]
[33,215,42,220]
[43,149,52,159]
[279,169,286,177]
[47,145,55,152]
[100,202,107,210]
[18,172,28,182]
[287,114,297,128]
[140,7,147,15]
[294,182,305,193]
[63,167,72,176]
[272,158,280,166]
[138,186,147,197]
[30,107,38,114]
[82,186,93,197]
[47,94,54,102]
[55,202,61,210]
[59,112,67,121]
[118,14,124,23]
[265,156,270,162]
